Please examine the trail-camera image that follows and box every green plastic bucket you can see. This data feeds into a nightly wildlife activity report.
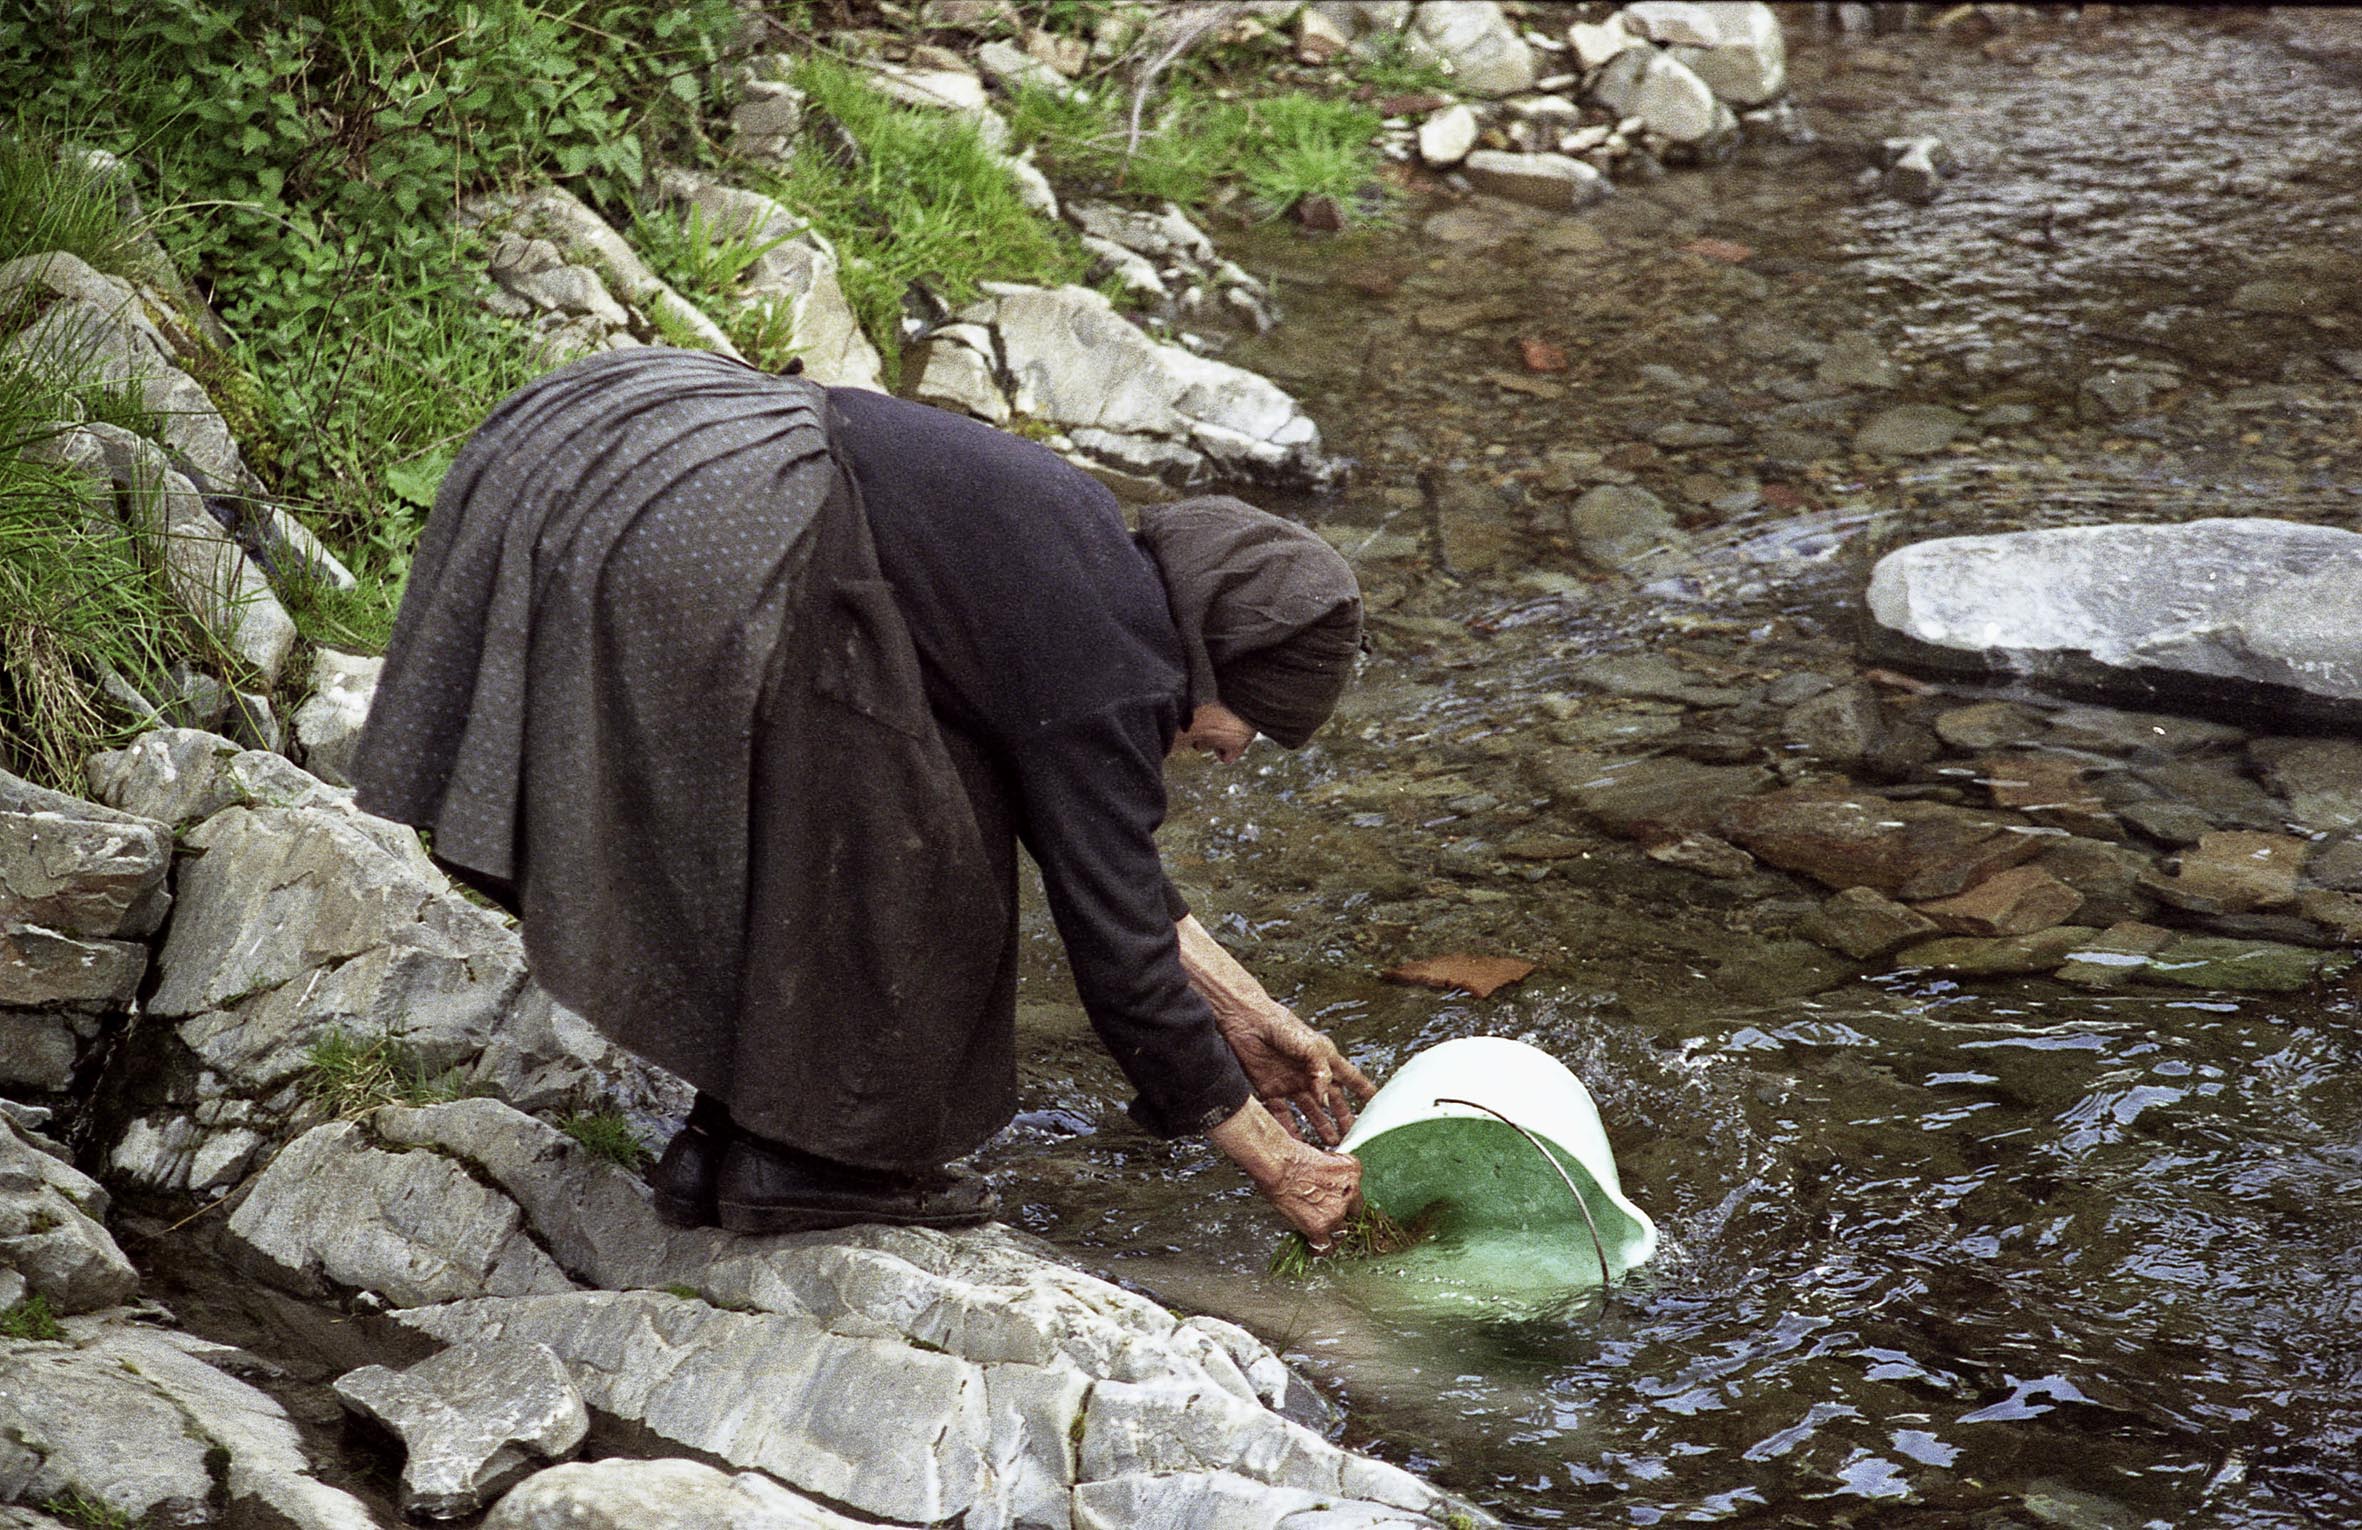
[1337,1037,1656,1310]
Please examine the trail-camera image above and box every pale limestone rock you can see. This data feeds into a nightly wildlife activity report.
[227,1121,577,1306]
[1460,149,1610,209]
[1663,2,1787,105]
[1590,47,1722,143]
[335,1339,589,1518]
[1867,520,2362,728]
[1418,103,1480,167]
[1404,1,1537,96]
[908,322,1012,427]
[463,186,739,357]
[485,1459,883,1530]
[1568,13,1642,69]
[0,770,170,940]
[0,1115,137,1314]
[289,649,382,789]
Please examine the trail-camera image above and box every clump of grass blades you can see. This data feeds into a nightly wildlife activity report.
[752,56,1091,384]
[559,1111,650,1171]
[0,1292,65,1341]
[301,1028,467,1119]
[37,1491,137,1530]
[630,202,807,373]
[1268,1203,1437,1279]
[0,129,151,280]
[0,345,204,789]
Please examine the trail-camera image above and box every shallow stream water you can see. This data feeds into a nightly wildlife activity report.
[986,11,2362,1526]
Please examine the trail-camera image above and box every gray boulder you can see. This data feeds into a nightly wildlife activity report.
[0,1114,138,1315]
[1404,1,1537,97]
[0,1317,378,1529]
[1630,1,1788,105]
[335,1339,589,1518]
[1591,47,1726,144]
[1867,520,2362,730]
[464,186,739,358]
[928,284,1333,492]
[288,648,383,789]
[904,321,1011,428]
[1461,150,1611,210]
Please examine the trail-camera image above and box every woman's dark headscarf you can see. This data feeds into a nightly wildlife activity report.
[1135,495,1363,749]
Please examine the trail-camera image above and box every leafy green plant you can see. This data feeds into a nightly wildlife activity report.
[301,1027,466,1118]
[559,1110,650,1170]
[1,1292,66,1341]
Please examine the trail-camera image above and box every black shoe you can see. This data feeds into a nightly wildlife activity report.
[714,1133,997,1236]
[647,1093,733,1228]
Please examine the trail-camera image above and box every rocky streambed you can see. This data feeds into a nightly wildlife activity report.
[982,9,2362,1528]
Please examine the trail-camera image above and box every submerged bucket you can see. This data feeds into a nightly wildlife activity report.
[1337,1037,1657,1310]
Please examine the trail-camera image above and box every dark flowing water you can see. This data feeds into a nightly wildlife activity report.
[983,11,2362,1527]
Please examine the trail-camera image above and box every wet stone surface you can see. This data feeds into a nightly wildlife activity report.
[978,10,2362,1528]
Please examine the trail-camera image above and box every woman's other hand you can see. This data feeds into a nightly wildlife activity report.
[1209,1099,1363,1251]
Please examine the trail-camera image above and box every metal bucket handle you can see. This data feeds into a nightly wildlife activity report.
[1430,1096,1615,1295]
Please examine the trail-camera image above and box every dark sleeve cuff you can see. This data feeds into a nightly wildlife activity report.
[1161,875,1191,924]
[1127,1064,1252,1139]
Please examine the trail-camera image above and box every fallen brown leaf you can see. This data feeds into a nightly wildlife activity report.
[1518,337,1569,373]
[1382,953,1538,1000]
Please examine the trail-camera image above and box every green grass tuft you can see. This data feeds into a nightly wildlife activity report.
[301,1028,467,1119]
[559,1111,650,1171]
[0,130,151,279]
[748,56,1091,385]
[1,1292,66,1341]
[37,1491,137,1530]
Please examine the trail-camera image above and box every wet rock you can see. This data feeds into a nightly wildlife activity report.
[1460,149,1610,210]
[1893,925,2100,977]
[1780,680,1936,777]
[2139,935,2348,993]
[1815,331,1898,391]
[484,1459,879,1530]
[1934,700,2046,751]
[228,1121,577,1306]
[2123,759,2285,832]
[1854,403,1968,456]
[2032,837,2158,927]
[335,1339,589,1519]
[2308,835,2362,891]
[1418,103,1480,167]
[1974,754,2119,839]
[1565,483,1689,574]
[1651,420,1739,448]
[1404,1,1537,97]
[1591,48,1722,143]
[2140,831,2308,914]
[2230,279,2315,316]
[1912,864,2084,938]
[2248,737,2362,835]
[1882,138,1949,204]
[2053,921,2176,988]
[0,1318,378,1529]
[1866,520,2362,730]
[652,168,882,390]
[1571,652,1754,708]
[2078,365,2181,420]
[0,1114,138,1315]
[2296,889,2362,943]
[2111,798,2212,847]
[1718,789,2045,900]
[1799,885,1940,960]
[1639,830,1756,879]
[1529,752,1770,837]
[288,649,382,789]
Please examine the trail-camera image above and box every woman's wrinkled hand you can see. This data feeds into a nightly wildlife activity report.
[1218,1001,1379,1146]
[1209,1099,1364,1251]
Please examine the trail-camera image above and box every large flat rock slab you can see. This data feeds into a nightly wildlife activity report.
[1866,519,2362,729]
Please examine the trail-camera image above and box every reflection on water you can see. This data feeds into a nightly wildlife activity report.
[990,11,2362,1527]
